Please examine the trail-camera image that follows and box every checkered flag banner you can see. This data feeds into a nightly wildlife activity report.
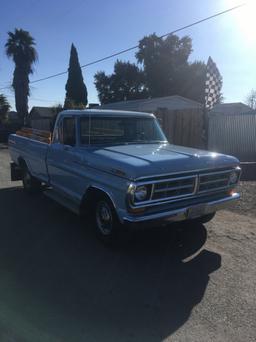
[205,57,222,110]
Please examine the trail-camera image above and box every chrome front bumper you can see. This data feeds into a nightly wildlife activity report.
[123,193,240,225]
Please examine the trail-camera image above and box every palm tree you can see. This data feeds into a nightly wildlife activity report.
[5,28,37,121]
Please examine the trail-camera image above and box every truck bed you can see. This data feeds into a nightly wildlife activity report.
[9,129,50,183]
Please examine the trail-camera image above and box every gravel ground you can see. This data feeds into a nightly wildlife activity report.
[229,181,256,217]
[0,145,255,342]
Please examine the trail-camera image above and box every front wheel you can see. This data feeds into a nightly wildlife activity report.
[21,165,41,194]
[193,212,216,224]
[94,197,121,245]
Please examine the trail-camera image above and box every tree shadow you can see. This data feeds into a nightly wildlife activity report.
[0,187,221,342]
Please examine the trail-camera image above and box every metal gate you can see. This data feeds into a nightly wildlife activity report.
[208,112,256,162]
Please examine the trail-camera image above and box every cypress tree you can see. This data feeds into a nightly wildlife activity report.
[64,43,88,108]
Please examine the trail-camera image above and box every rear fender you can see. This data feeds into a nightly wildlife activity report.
[17,156,34,177]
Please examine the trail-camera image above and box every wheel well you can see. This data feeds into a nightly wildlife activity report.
[80,187,116,217]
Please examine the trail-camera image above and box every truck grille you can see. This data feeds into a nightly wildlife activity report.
[132,168,239,207]
[198,170,231,193]
[151,176,197,201]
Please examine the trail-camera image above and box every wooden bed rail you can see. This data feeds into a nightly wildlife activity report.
[16,127,52,144]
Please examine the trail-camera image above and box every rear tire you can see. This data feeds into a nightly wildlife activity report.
[21,165,41,194]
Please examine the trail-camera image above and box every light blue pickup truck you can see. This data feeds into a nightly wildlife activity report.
[9,109,241,243]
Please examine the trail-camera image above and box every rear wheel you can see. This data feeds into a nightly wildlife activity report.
[21,165,41,194]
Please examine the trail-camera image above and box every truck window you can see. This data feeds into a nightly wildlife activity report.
[80,116,167,145]
[63,117,76,146]
[80,117,89,144]
[52,119,63,143]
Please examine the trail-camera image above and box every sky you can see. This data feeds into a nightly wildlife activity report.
[0,0,255,110]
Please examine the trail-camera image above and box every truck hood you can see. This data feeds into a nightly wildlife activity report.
[82,143,239,180]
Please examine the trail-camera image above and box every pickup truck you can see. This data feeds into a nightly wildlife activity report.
[9,109,241,243]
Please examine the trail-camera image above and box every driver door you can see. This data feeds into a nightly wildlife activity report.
[47,116,80,201]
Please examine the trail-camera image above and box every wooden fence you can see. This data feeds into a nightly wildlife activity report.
[155,108,205,149]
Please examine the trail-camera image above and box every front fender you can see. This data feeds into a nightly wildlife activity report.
[81,180,130,223]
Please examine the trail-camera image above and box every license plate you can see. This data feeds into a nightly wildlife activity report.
[187,204,206,219]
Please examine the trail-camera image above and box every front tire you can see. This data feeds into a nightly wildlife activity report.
[94,196,121,244]
[193,212,216,224]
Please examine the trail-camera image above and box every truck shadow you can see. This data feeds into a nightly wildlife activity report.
[0,187,221,342]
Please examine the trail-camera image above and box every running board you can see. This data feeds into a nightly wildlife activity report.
[44,189,80,215]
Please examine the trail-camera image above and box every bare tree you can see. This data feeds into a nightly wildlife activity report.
[246,89,256,109]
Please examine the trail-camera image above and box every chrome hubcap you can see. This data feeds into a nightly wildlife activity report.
[96,201,113,235]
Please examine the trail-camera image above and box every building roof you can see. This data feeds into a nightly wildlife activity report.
[99,95,202,112]
[210,102,252,115]
[7,111,18,119]
[29,106,57,118]
[243,109,256,115]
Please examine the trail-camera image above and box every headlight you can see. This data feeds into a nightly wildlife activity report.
[134,185,148,201]
[229,171,239,184]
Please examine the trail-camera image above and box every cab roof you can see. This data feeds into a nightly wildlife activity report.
[59,109,155,118]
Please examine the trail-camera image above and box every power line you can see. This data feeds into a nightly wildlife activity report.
[4,93,62,103]
[0,2,245,90]
[30,3,246,84]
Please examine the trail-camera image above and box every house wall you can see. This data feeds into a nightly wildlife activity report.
[208,112,256,162]
[31,118,52,131]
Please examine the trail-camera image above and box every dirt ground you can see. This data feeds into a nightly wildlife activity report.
[229,181,256,217]
[0,144,255,342]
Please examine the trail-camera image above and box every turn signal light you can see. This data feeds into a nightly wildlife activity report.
[228,189,236,196]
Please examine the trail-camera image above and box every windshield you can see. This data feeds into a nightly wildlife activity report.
[80,116,167,145]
